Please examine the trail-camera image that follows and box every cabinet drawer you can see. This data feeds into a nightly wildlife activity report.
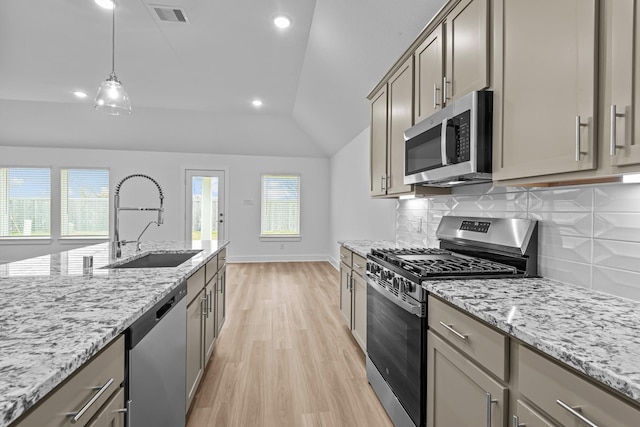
[514,399,554,427]
[352,254,366,277]
[187,266,206,304]
[217,247,227,271]
[518,344,640,427]
[428,296,508,381]
[339,246,352,268]
[205,254,218,284]
[15,335,125,427]
[85,387,125,427]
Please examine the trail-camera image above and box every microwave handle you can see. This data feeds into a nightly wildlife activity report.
[441,118,450,166]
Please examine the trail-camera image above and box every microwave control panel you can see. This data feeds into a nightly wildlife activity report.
[453,110,471,162]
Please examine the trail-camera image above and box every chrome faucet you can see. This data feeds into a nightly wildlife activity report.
[112,174,164,258]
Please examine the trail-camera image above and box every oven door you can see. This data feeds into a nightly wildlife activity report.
[366,274,426,427]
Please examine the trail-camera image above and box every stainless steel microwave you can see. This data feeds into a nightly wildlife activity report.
[404,90,493,186]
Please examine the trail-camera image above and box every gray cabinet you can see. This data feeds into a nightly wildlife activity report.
[204,280,216,362]
[338,245,367,352]
[215,264,226,337]
[186,288,205,410]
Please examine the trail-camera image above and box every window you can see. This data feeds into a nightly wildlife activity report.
[0,167,51,238]
[61,169,109,237]
[260,174,300,238]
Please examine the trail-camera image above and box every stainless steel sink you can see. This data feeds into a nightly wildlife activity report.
[108,251,201,268]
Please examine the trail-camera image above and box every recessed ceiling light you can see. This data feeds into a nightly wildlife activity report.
[95,0,115,10]
[73,91,88,98]
[252,99,263,107]
[273,16,291,29]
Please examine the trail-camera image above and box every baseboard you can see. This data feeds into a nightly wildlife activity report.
[227,254,332,263]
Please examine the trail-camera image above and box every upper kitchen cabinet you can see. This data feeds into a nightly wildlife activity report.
[414,24,444,122]
[370,85,388,197]
[492,0,598,182]
[604,0,640,169]
[444,0,490,103]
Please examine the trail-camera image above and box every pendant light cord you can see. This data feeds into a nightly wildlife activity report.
[111,3,116,74]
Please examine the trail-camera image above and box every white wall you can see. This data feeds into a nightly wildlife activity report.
[329,127,396,268]
[0,146,330,264]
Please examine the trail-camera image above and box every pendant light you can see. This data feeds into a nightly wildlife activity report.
[94,1,132,115]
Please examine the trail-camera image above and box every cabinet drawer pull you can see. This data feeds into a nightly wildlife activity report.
[68,378,114,423]
[575,116,588,161]
[353,263,362,269]
[439,321,468,340]
[486,392,498,427]
[340,253,345,259]
[610,104,625,156]
[512,415,524,427]
[556,399,598,427]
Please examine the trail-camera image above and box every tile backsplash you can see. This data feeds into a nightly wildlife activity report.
[396,182,640,302]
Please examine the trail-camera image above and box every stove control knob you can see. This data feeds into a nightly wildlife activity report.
[405,281,415,293]
[392,276,400,290]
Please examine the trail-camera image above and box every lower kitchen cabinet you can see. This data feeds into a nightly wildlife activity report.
[204,279,216,362]
[512,400,554,427]
[13,336,125,427]
[186,288,205,410]
[426,330,508,427]
[215,265,226,336]
[338,245,367,353]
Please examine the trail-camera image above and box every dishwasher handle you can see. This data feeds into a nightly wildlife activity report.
[155,296,175,321]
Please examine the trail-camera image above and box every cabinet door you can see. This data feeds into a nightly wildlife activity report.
[387,57,414,195]
[493,0,597,181]
[351,273,367,351]
[216,266,226,337]
[186,290,205,410]
[607,0,640,167]
[204,281,216,363]
[445,0,489,104]
[427,331,508,427]
[415,23,445,122]
[339,264,352,328]
[370,85,388,196]
[85,388,126,427]
[512,400,554,427]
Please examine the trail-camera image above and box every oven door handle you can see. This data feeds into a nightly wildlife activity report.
[366,274,425,317]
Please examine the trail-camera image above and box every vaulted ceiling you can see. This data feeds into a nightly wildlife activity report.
[0,0,446,158]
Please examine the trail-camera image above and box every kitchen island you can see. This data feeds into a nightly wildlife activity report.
[0,240,229,427]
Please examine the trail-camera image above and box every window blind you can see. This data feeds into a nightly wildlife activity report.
[61,169,109,237]
[260,174,300,237]
[0,167,51,238]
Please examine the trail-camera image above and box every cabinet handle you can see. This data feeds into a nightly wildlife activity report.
[433,83,440,109]
[512,414,523,427]
[340,254,345,259]
[380,176,385,192]
[575,116,588,161]
[353,263,362,269]
[486,392,498,427]
[439,321,468,340]
[610,105,625,156]
[201,296,208,317]
[443,76,448,103]
[219,275,224,293]
[208,290,213,313]
[346,273,351,291]
[556,399,598,427]
[68,378,114,423]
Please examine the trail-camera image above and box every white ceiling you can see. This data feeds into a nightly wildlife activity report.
[0,0,446,158]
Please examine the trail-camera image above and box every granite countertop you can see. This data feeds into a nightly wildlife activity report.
[338,239,420,258]
[0,240,229,427]
[426,277,640,405]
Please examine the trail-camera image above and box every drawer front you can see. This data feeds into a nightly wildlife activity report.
[428,296,508,381]
[187,266,206,304]
[339,246,352,268]
[217,247,227,271]
[514,400,554,427]
[85,387,125,427]
[205,254,218,284]
[16,335,125,427]
[352,253,366,277]
[518,344,640,427]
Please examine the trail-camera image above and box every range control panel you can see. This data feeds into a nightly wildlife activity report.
[460,220,491,233]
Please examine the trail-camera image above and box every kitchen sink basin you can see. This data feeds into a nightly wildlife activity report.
[108,251,201,268]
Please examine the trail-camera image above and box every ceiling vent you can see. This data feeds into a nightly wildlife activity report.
[151,5,189,23]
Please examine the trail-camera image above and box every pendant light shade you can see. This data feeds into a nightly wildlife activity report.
[94,2,132,115]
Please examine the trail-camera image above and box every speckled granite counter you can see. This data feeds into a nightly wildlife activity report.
[338,239,419,258]
[425,277,640,405]
[0,240,229,427]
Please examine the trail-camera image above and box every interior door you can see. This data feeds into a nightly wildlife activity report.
[185,170,225,242]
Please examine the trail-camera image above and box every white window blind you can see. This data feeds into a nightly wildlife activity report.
[0,167,51,238]
[61,169,109,237]
[261,174,300,238]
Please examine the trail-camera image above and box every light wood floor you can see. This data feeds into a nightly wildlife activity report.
[187,262,393,427]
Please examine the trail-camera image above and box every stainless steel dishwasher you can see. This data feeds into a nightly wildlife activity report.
[126,280,187,427]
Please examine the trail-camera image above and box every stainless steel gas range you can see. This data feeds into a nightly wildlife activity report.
[364,216,538,427]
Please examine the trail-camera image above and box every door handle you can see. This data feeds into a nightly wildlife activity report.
[68,378,114,423]
[610,105,625,156]
[486,392,498,427]
[575,116,588,161]
[433,83,440,109]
